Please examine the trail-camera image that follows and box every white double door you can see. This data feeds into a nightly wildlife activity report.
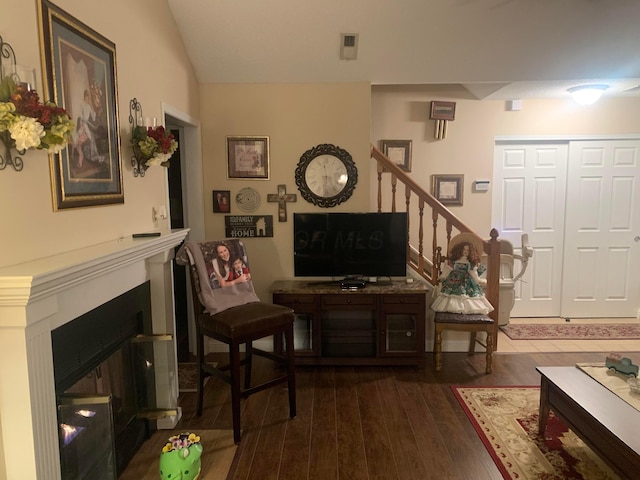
[493,137,640,318]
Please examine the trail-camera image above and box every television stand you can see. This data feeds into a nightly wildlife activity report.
[271,280,427,365]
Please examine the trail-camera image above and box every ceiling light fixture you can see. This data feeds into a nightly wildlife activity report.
[567,84,609,106]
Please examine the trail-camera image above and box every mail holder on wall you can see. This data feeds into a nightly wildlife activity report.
[429,101,456,140]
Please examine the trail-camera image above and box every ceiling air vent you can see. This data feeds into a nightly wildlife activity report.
[340,33,359,60]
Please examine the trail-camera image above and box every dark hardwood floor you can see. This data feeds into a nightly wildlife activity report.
[174,351,621,479]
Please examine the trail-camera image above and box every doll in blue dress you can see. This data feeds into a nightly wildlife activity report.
[431,233,494,315]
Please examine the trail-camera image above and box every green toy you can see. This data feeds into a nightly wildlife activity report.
[159,432,203,480]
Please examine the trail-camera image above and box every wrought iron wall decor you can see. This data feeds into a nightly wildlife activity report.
[0,36,24,171]
[129,97,147,176]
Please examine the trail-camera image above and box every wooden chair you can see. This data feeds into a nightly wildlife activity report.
[433,312,494,374]
[432,232,497,374]
[179,240,296,444]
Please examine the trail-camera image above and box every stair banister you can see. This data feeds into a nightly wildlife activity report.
[371,144,501,349]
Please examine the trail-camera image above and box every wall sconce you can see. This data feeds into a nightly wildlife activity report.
[1,36,70,173]
[567,84,608,106]
[129,98,175,177]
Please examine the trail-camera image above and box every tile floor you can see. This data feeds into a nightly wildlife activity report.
[497,317,640,353]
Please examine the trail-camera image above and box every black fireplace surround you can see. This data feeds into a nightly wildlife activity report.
[52,281,156,478]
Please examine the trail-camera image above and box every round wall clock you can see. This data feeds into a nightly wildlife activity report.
[294,143,358,208]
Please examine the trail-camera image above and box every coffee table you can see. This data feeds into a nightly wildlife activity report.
[536,366,640,480]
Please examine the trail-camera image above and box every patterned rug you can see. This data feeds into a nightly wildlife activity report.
[452,386,620,480]
[500,323,640,340]
[178,362,217,392]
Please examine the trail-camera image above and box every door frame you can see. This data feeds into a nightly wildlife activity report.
[163,103,203,355]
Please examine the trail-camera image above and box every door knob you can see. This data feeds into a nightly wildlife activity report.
[635,236,640,243]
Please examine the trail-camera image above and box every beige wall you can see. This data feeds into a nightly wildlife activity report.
[198,82,371,300]
[371,85,640,237]
[0,0,200,268]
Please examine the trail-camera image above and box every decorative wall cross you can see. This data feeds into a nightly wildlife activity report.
[267,184,297,222]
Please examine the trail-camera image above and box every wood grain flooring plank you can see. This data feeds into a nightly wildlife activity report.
[391,367,458,480]
[308,429,339,480]
[278,367,315,480]
[247,386,290,480]
[308,368,338,480]
[374,367,432,480]
[334,367,369,480]
[356,367,399,480]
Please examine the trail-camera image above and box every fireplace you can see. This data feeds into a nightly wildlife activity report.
[0,229,189,479]
[53,282,154,478]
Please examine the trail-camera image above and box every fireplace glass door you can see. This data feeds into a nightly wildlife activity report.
[58,394,116,480]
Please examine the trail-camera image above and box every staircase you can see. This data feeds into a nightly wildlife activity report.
[370,144,502,348]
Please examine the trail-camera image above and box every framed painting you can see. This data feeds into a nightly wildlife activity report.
[380,139,412,172]
[227,136,270,179]
[38,0,123,210]
[432,174,464,206]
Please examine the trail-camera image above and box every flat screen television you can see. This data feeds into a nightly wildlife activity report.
[293,212,408,278]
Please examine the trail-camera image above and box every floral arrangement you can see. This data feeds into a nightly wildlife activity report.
[161,432,201,453]
[131,124,178,168]
[0,76,74,154]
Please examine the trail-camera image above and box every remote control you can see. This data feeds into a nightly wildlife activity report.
[132,232,161,238]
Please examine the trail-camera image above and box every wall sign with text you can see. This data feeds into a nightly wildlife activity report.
[225,215,274,238]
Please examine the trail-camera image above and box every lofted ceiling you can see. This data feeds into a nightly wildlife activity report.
[167,0,640,100]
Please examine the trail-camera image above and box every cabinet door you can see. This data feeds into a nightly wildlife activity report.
[380,295,425,356]
[273,294,319,356]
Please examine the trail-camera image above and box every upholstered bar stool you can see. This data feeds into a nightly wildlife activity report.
[433,312,494,374]
[178,239,296,444]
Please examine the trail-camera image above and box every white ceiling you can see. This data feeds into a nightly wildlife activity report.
[167,0,640,100]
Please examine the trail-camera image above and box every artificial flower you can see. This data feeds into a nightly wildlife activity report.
[161,432,201,453]
[0,76,73,154]
[131,124,178,169]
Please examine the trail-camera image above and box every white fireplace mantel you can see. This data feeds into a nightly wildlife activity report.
[0,229,189,480]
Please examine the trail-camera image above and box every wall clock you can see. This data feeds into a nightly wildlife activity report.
[294,143,358,208]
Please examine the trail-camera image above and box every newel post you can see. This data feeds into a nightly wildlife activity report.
[486,228,501,348]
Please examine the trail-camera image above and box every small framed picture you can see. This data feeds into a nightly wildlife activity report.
[213,190,231,213]
[430,101,456,121]
[380,140,412,172]
[432,174,464,206]
[226,136,270,179]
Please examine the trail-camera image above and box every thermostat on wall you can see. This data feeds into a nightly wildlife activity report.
[473,180,490,192]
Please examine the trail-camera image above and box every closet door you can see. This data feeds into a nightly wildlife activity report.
[492,142,568,317]
[561,140,640,318]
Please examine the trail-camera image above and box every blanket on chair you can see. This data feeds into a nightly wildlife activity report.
[176,239,260,315]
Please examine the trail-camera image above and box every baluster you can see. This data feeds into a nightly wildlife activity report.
[418,198,424,275]
[390,173,397,212]
[376,162,383,212]
[405,184,412,266]
[432,208,439,281]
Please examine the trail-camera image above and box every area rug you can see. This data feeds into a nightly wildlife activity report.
[452,386,620,480]
[500,323,640,340]
[178,362,217,392]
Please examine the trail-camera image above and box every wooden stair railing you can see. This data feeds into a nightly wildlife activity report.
[370,144,501,348]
